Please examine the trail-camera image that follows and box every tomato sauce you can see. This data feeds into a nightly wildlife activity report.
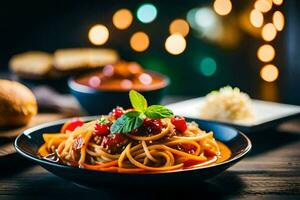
[75,62,167,91]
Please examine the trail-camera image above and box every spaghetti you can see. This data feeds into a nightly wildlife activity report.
[38,116,232,173]
[38,90,231,173]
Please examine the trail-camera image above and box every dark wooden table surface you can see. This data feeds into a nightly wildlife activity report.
[0,96,300,200]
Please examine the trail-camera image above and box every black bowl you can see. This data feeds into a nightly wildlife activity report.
[14,116,251,188]
[68,71,170,114]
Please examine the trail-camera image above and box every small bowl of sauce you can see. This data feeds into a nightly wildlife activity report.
[69,61,170,114]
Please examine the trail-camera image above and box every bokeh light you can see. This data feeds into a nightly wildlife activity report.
[199,57,217,76]
[186,8,199,29]
[273,11,284,31]
[255,0,272,13]
[130,32,150,52]
[103,65,114,77]
[250,9,264,28]
[169,19,190,37]
[112,8,133,30]
[213,0,232,16]
[165,34,186,55]
[187,7,223,43]
[262,23,277,41]
[137,4,157,23]
[273,0,283,6]
[139,73,153,85]
[88,24,109,45]
[89,76,101,88]
[257,44,275,62]
[260,64,279,82]
[195,7,217,29]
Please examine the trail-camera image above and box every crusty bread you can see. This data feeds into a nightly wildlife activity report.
[9,51,53,78]
[0,80,37,127]
[53,48,119,71]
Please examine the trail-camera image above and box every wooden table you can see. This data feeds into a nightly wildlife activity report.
[0,97,300,199]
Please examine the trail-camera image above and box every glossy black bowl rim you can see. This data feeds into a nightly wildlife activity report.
[68,70,170,94]
[14,116,252,175]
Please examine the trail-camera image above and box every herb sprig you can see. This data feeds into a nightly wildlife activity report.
[110,90,173,134]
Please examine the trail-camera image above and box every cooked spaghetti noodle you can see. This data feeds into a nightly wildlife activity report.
[38,116,231,173]
[38,90,231,173]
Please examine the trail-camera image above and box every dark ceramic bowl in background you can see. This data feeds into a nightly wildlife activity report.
[68,71,170,115]
[14,116,251,188]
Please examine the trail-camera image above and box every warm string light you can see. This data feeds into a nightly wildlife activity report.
[249,0,284,82]
[273,11,284,31]
[112,9,133,30]
[213,0,232,16]
[130,32,150,52]
[86,2,285,82]
[167,18,190,55]
[273,0,283,6]
[165,34,186,55]
[88,4,157,51]
[262,23,277,42]
[254,0,272,13]
[260,64,279,82]
[88,24,109,45]
[257,44,275,62]
[250,9,264,28]
[169,19,190,37]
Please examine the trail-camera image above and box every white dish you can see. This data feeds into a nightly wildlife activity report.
[167,97,300,132]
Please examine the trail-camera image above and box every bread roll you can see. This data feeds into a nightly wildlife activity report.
[53,48,119,71]
[9,51,53,78]
[0,80,37,127]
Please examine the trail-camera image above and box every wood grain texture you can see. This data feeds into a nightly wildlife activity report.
[0,127,299,199]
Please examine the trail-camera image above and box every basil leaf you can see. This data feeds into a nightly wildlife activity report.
[110,111,144,134]
[129,90,147,112]
[144,105,173,119]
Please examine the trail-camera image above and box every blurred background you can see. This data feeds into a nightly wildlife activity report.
[0,0,299,104]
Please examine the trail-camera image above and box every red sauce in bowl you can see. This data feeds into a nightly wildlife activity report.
[75,62,168,91]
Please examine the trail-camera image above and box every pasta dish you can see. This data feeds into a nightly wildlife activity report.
[38,90,231,173]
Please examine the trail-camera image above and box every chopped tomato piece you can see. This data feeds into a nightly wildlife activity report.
[139,118,163,135]
[110,107,124,119]
[102,133,128,153]
[61,118,84,133]
[180,143,197,154]
[171,116,187,132]
[94,123,110,136]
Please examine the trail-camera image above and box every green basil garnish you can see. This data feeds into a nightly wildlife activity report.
[110,90,173,134]
[144,105,173,119]
[110,111,144,134]
[129,90,147,112]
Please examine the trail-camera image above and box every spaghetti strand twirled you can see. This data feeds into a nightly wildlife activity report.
[38,117,231,173]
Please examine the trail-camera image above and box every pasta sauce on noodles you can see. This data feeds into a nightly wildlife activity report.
[38,91,231,173]
[38,117,231,173]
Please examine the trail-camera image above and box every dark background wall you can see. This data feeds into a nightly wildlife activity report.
[0,0,298,104]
